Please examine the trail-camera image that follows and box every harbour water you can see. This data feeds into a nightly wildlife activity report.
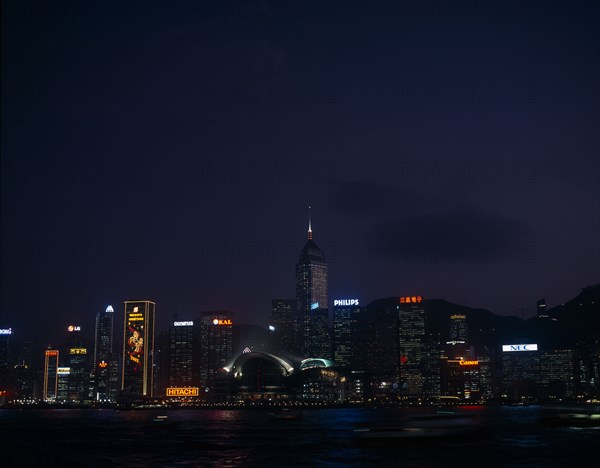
[1,404,598,467]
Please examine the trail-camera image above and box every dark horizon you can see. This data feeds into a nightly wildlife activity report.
[1,1,599,348]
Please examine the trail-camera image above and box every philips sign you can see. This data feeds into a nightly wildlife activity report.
[334,299,359,307]
[502,344,538,352]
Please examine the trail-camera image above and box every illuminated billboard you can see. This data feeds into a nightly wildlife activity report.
[399,296,423,303]
[502,344,538,352]
[459,360,479,366]
[174,321,194,326]
[334,299,359,306]
[122,301,155,397]
[212,318,232,326]
[69,348,87,355]
[57,367,71,375]
[67,325,81,332]
[166,387,200,397]
[0,328,12,335]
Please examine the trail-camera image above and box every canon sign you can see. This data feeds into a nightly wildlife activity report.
[334,299,359,306]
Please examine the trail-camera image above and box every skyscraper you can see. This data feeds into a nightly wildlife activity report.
[168,320,198,388]
[333,298,361,369]
[199,311,233,389]
[398,296,426,398]
[122,300,155,397]
[43,348,59,402]
[296,207,330,358]
[94,305,117,401]
[66,324,88,402]
[271,299,298,356]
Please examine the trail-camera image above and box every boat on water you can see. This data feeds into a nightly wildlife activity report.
[268,408,304,420]
[540,411,600,428]
[353,411,484,442]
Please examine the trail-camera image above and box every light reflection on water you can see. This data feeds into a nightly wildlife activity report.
[0,405,598,467]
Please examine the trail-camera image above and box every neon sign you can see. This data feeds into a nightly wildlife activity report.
[166,387,199,397]
[502,344,538,352]
[399,296,423,303]
[98,361,108,368]
[45,350,59,356]
[311,302,319,310]
[334,299,359,306]
[57,367,71,375]
[0,328,12,335]
[67,325,81,332]
[174,321,194,326]
[105,305,114,313]
[459,360,479,366]
[69,348,87,355]
[212,319,232,326]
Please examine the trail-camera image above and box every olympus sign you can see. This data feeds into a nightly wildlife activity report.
[334,299,359,307]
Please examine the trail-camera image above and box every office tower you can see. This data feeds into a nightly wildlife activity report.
[199,311,233,388]
[43,348,59,402]
[398,295,426,398]
[66,324,88,402]
[94,305,116,401]
[271,299,298,356]
[540,349,575,400]
[122,300,156,397]
[296,207,330,358]
[333,299,360,369]
[537,298,548,319]
[154,330,170,397]
[0,327,12,368]
[449,314,468,343]
[168,320,198,388]
[364,297,401,399]
[501,342,541,400]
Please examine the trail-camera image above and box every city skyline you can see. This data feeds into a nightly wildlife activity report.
[1,1,598,355]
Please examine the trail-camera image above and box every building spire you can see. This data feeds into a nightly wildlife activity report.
[308,205,313,240]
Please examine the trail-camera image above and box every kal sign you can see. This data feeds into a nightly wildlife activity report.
[502,344,538,352]
[166,387,199,397]
[212,319,232,326]
[334,299,359,307]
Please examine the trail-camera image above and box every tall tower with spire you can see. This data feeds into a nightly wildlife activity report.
[295,206,330,358]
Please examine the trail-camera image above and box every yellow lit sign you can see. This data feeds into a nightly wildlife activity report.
[69,348,87,355]
[212,319,232,326]
[166,387,200,397]
[45,350,59,356]
[399,296,423,303]
[459,360,479,366]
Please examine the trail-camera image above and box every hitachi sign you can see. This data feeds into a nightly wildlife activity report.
[334,299,359,306]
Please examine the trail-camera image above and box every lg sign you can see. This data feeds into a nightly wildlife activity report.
[67,325,81,332]
[334,299,359,306]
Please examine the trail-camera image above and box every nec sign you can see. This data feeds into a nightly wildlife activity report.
[502,344,538,352]
[334,299,359,306]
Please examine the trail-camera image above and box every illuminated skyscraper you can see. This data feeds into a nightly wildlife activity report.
[398,296,426,398]
[296,207,330,358]
[43,348,59,402]
[168,320,198,388]
[122,300,156,397]
[199,311,233,388]
[94,305,117,401]
[333,299,361,369]
[66,324,88,402]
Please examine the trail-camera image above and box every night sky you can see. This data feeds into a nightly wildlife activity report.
[1,0,598,348]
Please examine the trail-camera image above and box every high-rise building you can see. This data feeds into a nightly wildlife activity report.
[66,324,88,402]
[168,320,198,388]
[333,299,361,369]
[94,305,118,402]
[199,311,233,388]
[398,296,426,398]
[296,207,330,358]
[122,300,156,397]
[43,348,59,402]
[271,299,298,356]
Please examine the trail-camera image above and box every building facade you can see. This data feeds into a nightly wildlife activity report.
[121,300,155,397]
